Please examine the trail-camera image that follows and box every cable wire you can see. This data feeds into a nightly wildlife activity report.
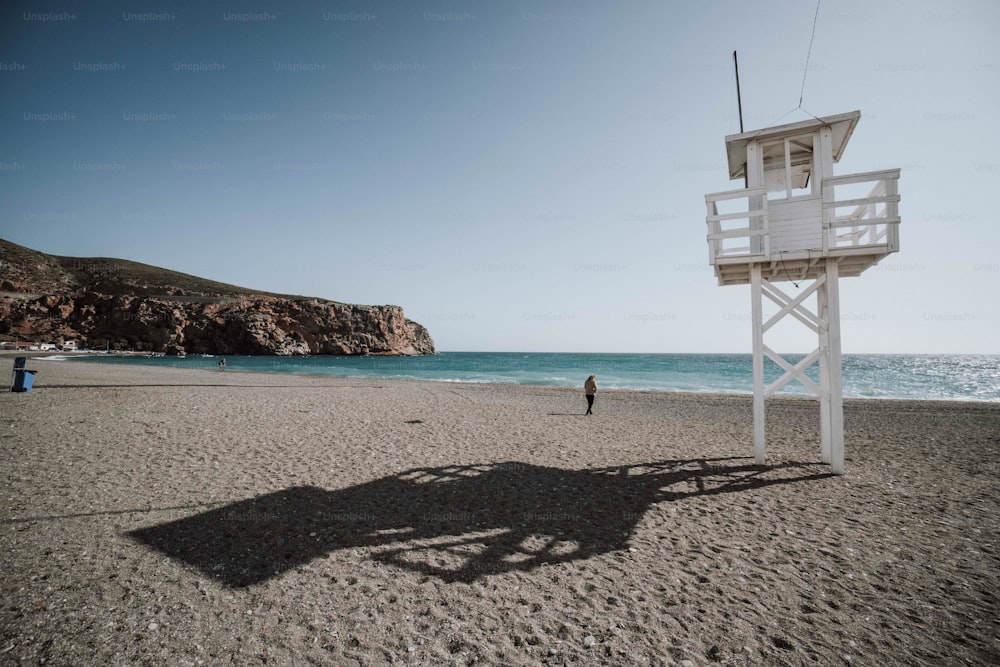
[799,0,822,107]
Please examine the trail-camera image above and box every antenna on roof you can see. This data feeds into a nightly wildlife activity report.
[733,50,744,133]
[733,51,747,187]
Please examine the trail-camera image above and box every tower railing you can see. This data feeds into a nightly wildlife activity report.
[705,169,900,264]
[822,168,901,252]
[704,186,769,264]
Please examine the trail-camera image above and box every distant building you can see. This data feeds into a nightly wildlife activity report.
[2,341,40,351]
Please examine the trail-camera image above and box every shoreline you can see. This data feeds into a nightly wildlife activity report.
[19,358,1000,438]
[20,355,1000,406]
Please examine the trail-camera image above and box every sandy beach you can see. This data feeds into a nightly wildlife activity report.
[1,358,998,666]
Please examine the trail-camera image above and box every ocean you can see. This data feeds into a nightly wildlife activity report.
[61,352,1000,402]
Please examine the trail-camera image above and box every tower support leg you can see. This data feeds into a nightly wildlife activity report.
[825,258,845,474]
[751,264,765,464]
[818,273,831,464]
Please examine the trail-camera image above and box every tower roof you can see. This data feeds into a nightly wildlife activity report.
[724,110,861,180]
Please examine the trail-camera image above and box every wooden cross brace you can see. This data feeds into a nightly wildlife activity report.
[759,276,829,398]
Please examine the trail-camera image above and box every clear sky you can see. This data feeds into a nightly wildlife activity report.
[2,0,998,353]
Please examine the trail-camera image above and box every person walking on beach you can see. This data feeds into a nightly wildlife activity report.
[584,374,597,415]
[218,358,226,371]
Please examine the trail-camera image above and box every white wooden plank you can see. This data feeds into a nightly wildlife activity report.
[747,141,761,188]
[827,217,899,229]
[784,138,793,199]
[824,168,899,187]
[885,174,900,252]
[707,210,768,223]
[705,186,768,202]
[824,194,900,209]
[768,197,822,252]
[707,228,767,240]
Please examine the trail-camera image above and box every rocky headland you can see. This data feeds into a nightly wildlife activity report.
[0,240,434,356]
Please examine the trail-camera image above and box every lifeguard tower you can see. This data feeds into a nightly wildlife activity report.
[704,110,900,474]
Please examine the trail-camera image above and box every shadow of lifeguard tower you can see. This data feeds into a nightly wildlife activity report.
[128,458,832,587]
[704,110,900,474]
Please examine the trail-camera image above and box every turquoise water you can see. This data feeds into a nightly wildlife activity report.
[62,352,1000,402]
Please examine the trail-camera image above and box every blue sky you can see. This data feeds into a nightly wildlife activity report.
[2,0,998,353]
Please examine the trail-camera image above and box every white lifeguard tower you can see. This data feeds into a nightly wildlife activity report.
[704,110,900,474]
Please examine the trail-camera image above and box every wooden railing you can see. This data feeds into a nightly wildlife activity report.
[704,186,769,264]
[705,169,900,264]
[822,168,900,252]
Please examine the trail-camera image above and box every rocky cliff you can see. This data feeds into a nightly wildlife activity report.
[0,240,435,356]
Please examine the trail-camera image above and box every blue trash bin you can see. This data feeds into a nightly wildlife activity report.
[12,369,37,392]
